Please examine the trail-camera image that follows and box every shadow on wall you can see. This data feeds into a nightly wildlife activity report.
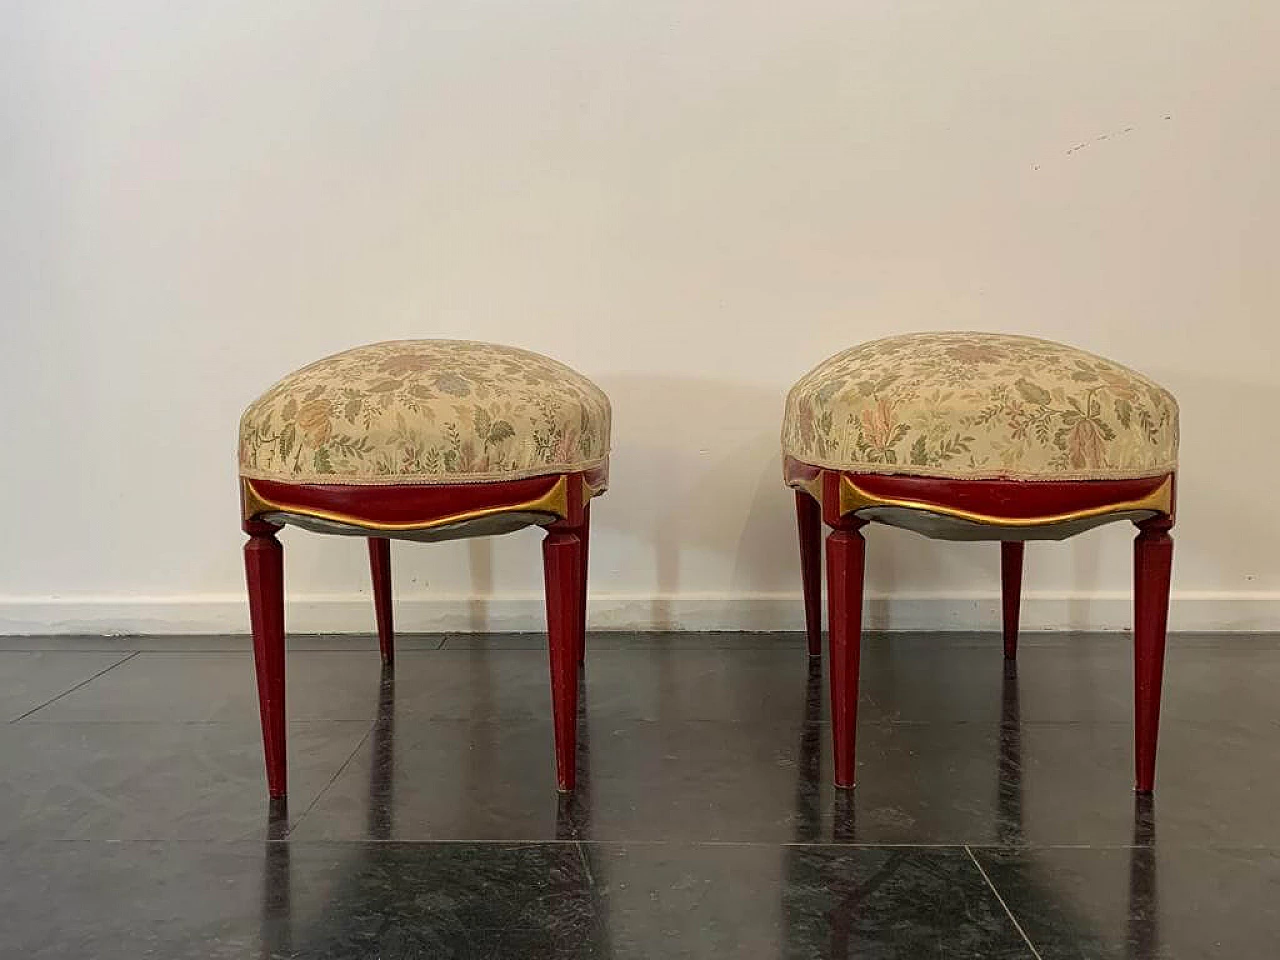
[466,539,494,633]
[1163,371,1279,589]
[458,367,1278,633]
[1047,368,1278,632]
[584,373,788,630]
[448,372,1014,632]
[577,373,954,630]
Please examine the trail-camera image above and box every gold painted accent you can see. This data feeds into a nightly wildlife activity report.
[783,462,825,505]
[241,475,570,532]
[838,475,1173,528]
[798,474,824,505]
[582,478,596,506]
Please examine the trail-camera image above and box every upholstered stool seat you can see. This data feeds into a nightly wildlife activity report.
[240,340,610,537]
[239,340,610,796]
[783,332,1178,793]
[783,332,1177,482]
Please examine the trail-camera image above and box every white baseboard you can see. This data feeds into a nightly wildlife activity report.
[0,591,1276,635]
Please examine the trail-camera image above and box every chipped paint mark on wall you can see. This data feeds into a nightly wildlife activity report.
[1032,115,1173,170]
[1067,124,1138,156]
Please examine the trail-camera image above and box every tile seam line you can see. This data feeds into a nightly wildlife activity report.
[965,845,1044,960]
[285,720,378,838]
[271,837,587,845]
[7,840,1278,852]
[0,838,589,846]
[247,840,1279,850]
[260,840,983,848]
[9,651,141,723]
[15,719,379,726]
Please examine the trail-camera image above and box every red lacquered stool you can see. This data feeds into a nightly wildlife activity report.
[782,333,1178,794]
[238,340,611,796]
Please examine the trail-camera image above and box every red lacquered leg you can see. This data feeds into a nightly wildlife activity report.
[368,537,394,665]
[796,491,823,657]
[826,522,867,789]
[1001,541,1025,660]
[577,504,590,665]
[1133,516,1174,794]
[543,529,583,792]
[244,519,287,799]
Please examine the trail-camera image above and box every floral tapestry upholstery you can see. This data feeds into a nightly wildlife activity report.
[782,332,1177,481]
[240,340,611,485]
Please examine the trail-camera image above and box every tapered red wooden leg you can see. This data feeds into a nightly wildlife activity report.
[1001,541,1025,660]
[244,520,287,799]
[543,529,583,792]
[368,537,394,665]
[1133,518,1173,794]
[826,523,867,789]
[796,491,823,657]
[577,504,590,665]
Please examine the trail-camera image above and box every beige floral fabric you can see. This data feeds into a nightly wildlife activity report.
[239,340,611,485]
[782,332,1177,481]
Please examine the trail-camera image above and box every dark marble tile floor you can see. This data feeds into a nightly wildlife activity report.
[0,631,1277,957]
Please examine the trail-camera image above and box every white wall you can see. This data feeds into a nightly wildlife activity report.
[2,1,1277,634]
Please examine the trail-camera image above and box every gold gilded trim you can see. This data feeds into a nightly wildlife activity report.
[241,475,570,532]
[796,474,824,505]
[838,475,1173,528]
[782,457,824,505]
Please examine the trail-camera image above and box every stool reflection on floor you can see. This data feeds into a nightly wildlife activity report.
[238,339,611,796]
[782,332,1178,793]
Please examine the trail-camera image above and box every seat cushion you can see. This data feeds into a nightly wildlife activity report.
[239,340,610,485]
[782,332,1177,481]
